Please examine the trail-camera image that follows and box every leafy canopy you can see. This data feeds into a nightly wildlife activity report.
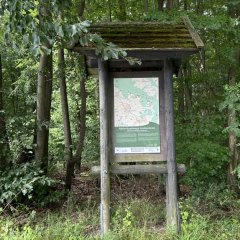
[0,0,128,60]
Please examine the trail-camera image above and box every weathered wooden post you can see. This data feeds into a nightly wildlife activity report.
[98,58,111,235]
[164,59,179,232]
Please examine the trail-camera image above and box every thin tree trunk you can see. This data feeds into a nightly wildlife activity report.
[166,0,179,10]
[227,66,239,187]
[58,49,74,190]
[74,0,87,172]
[0,54,9,170]
[75,55,87,171]
[184,80,192,113]
[144,0,149,13]
[118,0,127,21]
[35,1,53,173]
[166,0,173,10]
[195,0,203,14]
[11,75,16,115]
[182,62,192,114]
[78,0,85,19]
[183,0,188,10]
[108,0,112,22]
[157,0,164,11]
[177,70,185,116]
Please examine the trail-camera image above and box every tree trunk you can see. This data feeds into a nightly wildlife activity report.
[182,62,192,114]
[166,0,173,10]
[35,0,53,173]
[74,0,87,172]
[227,66,239,188]
[157,0,164,11]
[0,54,9,170]
[183,0,188,10]
[177,71,185,116]
[108,0,112,22]
[195,0,203,14]
[118,0,127,21]
[35,52,53,172]
[184,80,192,113]
[227,2,240,189]
[78,0,86,19]
[144,0,149,13]
[58,49,74,190]
[75,55,87,171]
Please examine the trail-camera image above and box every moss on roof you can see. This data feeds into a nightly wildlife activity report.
[88,17,203,50]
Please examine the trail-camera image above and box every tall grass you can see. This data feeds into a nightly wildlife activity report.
[0,191,240,240]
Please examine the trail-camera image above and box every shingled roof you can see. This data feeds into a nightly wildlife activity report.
[71,16,203,58]
[89,17,203,50]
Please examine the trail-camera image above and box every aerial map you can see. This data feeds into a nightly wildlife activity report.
[114,77,160,154]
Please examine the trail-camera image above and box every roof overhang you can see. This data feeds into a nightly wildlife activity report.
[69,16,203,76]
[69,16,203,61]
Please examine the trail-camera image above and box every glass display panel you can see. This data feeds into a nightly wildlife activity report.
[114,77,160,154]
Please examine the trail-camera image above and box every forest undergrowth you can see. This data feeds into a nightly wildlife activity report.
[0,166,240,240]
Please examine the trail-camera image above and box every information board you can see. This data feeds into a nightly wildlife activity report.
[114,77,160,154]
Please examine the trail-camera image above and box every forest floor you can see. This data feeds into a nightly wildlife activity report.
[1,166,240,239]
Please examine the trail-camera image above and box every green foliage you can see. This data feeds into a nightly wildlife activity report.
[180,211,240,240]
[220,83,240,137]
[235,165,240,188]
[187,183,239,215]
[179,186,240,240]
[0,162,62,207]
[82,77,100,163]
[0,195,239,240]
[1,0,129,61]
[113,207,136,229]
[176,115,229,188]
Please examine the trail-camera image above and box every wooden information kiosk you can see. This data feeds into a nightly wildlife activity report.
[71,16,203,236]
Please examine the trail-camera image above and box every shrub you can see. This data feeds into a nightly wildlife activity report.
[0,162,63,208]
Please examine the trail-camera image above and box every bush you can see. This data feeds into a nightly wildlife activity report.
[176,114,229,188]
[0,162,63,208]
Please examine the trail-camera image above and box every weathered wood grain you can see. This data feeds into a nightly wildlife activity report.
[113,154,165,163]
[164,59,180,232]
[98,58,110,236]
[91,164,186,175]
[183,16,204,49]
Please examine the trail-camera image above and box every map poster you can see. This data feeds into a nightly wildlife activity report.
[114,77,160,154]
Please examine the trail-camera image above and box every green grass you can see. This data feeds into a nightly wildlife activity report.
[1,181,240,240]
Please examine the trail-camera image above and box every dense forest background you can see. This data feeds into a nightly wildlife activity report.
[0,1,240,239]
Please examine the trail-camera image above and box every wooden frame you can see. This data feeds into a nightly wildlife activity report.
[109,71,167,163]
[71,17,204,237]
[97,58,181,236]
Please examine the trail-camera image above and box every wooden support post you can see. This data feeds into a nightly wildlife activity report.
[164,59,180,232]
[98,58,111,236]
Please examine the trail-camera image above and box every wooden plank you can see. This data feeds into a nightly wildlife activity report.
[91,164,186,175]
[71,48,199,59]
[183,16,204,49]
[100,33,191,38]
[100,39,195,44]
[86,58,164,69]
[164,59,180,232]
[90,22,186,28]
[98,58,110,236]
[159,72,167,160]
[113,153,165,163]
